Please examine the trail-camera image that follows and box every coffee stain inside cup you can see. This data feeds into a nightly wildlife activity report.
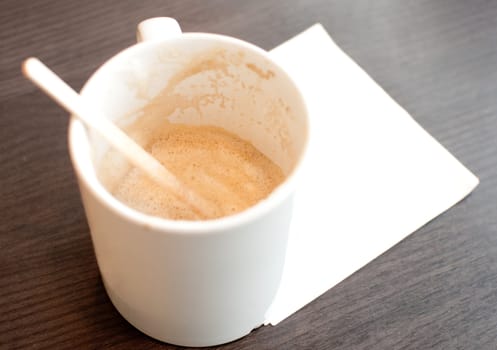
[97,47,294,220]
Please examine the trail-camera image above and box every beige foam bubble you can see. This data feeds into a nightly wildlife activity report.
[111,124,285,220]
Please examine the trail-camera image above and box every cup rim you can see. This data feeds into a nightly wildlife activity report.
[68,32,309,235]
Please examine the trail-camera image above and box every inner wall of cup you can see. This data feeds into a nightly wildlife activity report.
[82,37,307,189]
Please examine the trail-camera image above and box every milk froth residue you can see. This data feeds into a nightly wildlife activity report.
[111,124,285,220]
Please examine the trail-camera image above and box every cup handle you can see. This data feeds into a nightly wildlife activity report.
[136,17,182,43]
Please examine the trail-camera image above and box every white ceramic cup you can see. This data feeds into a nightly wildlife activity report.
[68,17,308,347]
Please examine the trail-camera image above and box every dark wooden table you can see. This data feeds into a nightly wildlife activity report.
[2,0,497,349]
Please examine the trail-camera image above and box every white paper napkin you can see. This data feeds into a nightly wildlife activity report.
[264,24,479,325]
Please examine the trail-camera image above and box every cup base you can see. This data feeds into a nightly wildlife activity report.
[102,279,264,347]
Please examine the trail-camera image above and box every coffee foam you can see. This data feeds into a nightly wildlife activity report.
[111,124,285,220]
[96,47,296,220]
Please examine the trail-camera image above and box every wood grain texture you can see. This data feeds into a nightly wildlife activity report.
[1,0,497,349]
